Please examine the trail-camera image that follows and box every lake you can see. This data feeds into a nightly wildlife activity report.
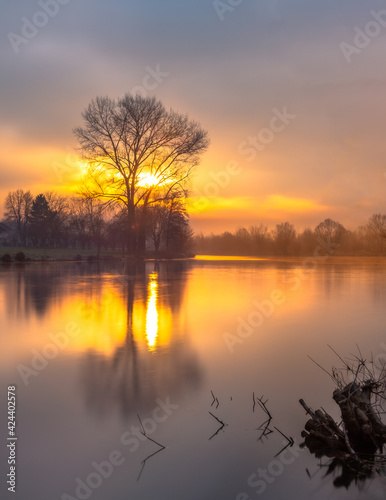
[1,256,386,500]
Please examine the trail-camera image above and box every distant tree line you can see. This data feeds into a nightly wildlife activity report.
[194,217,386,256]
[1,189,193,257]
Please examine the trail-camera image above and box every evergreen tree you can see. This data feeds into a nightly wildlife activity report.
[29,194,57,247]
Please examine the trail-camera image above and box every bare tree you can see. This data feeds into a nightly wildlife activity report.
[74,94,209,254]
[249,224,270,254]
[367,213,386,253]
[44,191,69,217]
[368,213,386,239]
[146,204,169,257]
[44,191,70,247]
[314,218,346,244]
[273,222,296,255]
[69,197,108,253]
[4,189,33,246]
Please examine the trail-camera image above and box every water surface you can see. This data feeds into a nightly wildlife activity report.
[1,257,386,500]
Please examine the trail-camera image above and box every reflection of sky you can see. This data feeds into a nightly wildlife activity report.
[0,265,178,359]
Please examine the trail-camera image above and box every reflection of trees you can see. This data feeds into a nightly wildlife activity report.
[4,264,64,318]
[307,456,376,489]
[81,260,202,419]
[1,262,124,318]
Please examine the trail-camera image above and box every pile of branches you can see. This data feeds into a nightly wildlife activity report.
[300,348,386,488]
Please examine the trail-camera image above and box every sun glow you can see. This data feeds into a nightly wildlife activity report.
[79,161,90,175]
[137,173,162,188]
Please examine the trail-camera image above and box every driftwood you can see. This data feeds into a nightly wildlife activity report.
[333,381,386,455]
[300,354,386,488]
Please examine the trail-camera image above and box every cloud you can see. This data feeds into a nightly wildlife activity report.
[1,0,385,230]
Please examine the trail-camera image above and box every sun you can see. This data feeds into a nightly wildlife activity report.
[78,161,90,175]
[137,173,162,188]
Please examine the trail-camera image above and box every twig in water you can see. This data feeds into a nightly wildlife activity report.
[257,420,273,441]
[327,344,350,370]
[274,426,294,445]
[137,414,166,450]
[256,396,273,441]
[256,395,272,418]
[210,390,220,408]
[274,440,292,458]
[137,447,165,482]
[273,426,294,457]
[136,413,166,482]
[208,411,227,440]
[308,356,336,384]
[209,411,225,426]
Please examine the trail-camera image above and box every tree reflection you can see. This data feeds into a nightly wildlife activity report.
[1,261,113,318]
[80,260,202,419]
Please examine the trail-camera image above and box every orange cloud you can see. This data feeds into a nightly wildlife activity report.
[188,194,327,219]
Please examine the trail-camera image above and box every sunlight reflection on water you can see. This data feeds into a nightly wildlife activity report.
[0,257,385,500]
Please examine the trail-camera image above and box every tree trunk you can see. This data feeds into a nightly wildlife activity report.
[126,205,136,255]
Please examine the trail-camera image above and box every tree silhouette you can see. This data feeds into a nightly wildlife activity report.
[273,222,296,255]
[4,189,33,246]
[29,194,57,247]
[74,94,209,254]
[314,218,347,244]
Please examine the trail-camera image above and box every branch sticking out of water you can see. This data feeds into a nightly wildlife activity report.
[136,413,166,482]
[273,426,294,457]
[255,395,274,442]
[137,413,166,450]
[208,411,227,440]
[210,390,219,409]
[256,395,272,419]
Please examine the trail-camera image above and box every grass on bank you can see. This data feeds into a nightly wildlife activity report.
[0,246,193,262]
[0,246,123,262]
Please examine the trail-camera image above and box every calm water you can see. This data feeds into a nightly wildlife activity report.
[1,257,386,500]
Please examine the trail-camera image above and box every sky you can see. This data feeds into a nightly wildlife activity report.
[1,0,386,233]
